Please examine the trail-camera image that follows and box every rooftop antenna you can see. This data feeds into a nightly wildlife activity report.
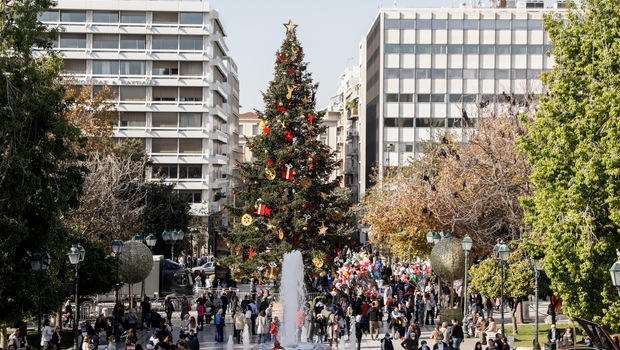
[394,0,398,7]
[452,0,456,6]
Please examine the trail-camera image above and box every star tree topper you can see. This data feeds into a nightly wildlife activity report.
[283,19,298,34]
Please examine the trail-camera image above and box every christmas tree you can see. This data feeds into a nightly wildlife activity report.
[222,20,356,284]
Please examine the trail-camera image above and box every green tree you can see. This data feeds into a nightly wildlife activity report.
[518,0,620,329]
[221,21,355,283]
[0,0,88,327]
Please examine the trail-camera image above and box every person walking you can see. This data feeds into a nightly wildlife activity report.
[234,308,246,344]
[186,330,199,350]
[450,319,464,350]
[180,295,190,321]
[51,326,62,350]
[355,316,363,350]
[381,333,395,350]
[215,309,224,342]
[164,296,175,327]
[41,319,53,350]
[425,296,436,326]
[140,297,152,331]
[430,324,444,347]
[368,301,381,340]
[196,302,205,331]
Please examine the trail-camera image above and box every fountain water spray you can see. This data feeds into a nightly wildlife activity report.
[280,250,306,346]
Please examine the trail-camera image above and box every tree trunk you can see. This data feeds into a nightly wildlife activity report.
[141,279,145,302]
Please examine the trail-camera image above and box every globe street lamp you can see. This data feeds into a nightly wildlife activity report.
[163,230,184,261]
[493,241,510,335]
[111,239,124,340]
[67,245,85,350]
[461,235,473,337]
[531,257,544,350]
[145,234,157,250]
[31,249,51,350]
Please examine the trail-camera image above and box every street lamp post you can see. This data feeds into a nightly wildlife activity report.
[67,245,85,350]
[163,230,184,261]
[609,251,620,297]
[30,249,51,350]
[531,257,544,350]
[145,234,157,250]
[111,239,124,340]
[493,241,511,335]
[461,235,473,337]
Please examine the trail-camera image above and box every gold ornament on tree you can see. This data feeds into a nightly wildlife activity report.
[286,86,294,99]
[332,209,343,221]
[318,222,328,235]
[278,228,284,240]
[301,176,313,189]
[265,168,276,180]
[313,256,324,268]
[241,214,253,226]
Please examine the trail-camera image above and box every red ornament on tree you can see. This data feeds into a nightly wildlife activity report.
[283,130,293,142]
[282,164,294,180]
[307,114,314,124]
[287,149,293,153]
[254,202,272,216]
[236,163,240,167]
[268,158,273,165]
[287,67,294,75]
[263,126,270,134]
[279,53,286,60]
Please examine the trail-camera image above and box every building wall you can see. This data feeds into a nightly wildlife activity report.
[42,0,239,216]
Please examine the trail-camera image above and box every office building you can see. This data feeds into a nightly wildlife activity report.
[40,0,240,220]
[359,0,565,193]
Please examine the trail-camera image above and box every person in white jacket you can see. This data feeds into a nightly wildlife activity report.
[256,310,269,344]
[41,319,53,350]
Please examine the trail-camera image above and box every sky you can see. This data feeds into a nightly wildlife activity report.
[208,0,560,113]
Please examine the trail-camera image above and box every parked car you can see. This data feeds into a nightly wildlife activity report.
[192,261,216,275]
[558,317,619,350]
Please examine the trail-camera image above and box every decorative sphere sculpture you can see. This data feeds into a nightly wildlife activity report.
[429,236,470,281]
[119,241,153,284]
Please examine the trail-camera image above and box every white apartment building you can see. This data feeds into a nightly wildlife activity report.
[326,67,361,203]
[359,0,565,193]
[39,0,240,220]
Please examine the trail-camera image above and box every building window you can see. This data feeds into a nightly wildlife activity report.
[528,20,543,30]
[385,94,399,103]
[120,12,146,24]
[179,87,202,102]
[180,12,203,25]
[93,60,119,75]
[400,44,414,54]
[448,118,463,127]
[417,94,430,103]
[152,36,178,50]
[179,190,202,204]
[152,11,178,24]
[180,36,203,51]
[431,94,445,103]
[153,87,177,101]
[120,35,145,50]
[513,45,527,55]
[93,34,118,49]
[93,11,118,23]
[384,68,399,79]
[416,118,431,127]
[59,33,86,48]
[152,165,177,179]
[417,19,432,29]
[153,61,178,76]
[152,113,178,127]
[62,59,86,74]
[385,44,399,54]
[431,118,446,127]
[60,11,86,23]
[416,69,431,79]
[179,166,202,179]
[120,87,146,101]
[431,44,447,54]
[152,139,177,153]
[400,69,414,79]
[463,45,478,54]
[400,94,413,102]
[448,69,462,79]
[432,19,446,29]
[181,61,203,76]
[496,20,511,30]
[496,69,510,79]
[120,112,146,127]
[496,45,511,55]
[527,69,542,79]
[448,19,463,29]
[213,91,226,107]
[180,113,202,128]
[448,45,463,54]
[179,139,202,154]
[38,11,59,21]
[464,20,478,30]
[512,69,527,79]
[120,61,146,75]
[94,85,119,100]
[400,19,414,29]
[431,69,446,79]
[449,94,463,103]
[480,20,495,30]
[463,69,478,79]
[384,18,399,29]
[512,20,528,30]
[480,69,495,79]
[480,45,495,55]
[384,118,414,127]
[417,44,431,54]
[529,45,543,55]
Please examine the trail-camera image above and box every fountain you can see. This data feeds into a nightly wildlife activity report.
[253,250,331,350]
[227,335,234,350]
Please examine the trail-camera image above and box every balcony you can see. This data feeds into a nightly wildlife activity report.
[347,107,359,119]
[346,130,359,140]
[346,147,358,156]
